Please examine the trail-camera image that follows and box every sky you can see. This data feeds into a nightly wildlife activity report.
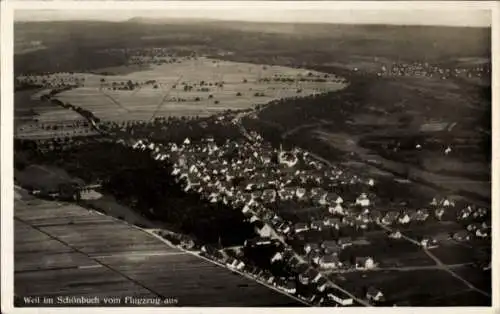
[13,4,492,27]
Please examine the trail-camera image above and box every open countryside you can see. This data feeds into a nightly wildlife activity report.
[13,13,491,308]
[17,57,346,121]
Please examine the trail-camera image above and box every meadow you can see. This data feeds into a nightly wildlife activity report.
[20,57,347,121]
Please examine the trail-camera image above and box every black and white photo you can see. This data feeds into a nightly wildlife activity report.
[1,1,497,310]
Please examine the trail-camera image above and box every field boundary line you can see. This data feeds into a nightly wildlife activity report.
[14,214,167,300]
[139,228,312,307]
[376,221,491,298]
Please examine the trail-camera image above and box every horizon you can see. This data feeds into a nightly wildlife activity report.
[14,8,492,28]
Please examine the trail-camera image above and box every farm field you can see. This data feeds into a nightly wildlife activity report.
[14,198,303,306]
[15,90,96,139]
[19,57,347,121]
[334,268,489,306]
[15,90,83,124]
[312,129,490,204]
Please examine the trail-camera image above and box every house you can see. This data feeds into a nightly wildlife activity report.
[278,150,299,168]
[279,187,296,200]
[264,273,275,284]
[200,245,225,261]
[278,279,297,294]
[249,215,260,224]
[435,208,445,220]
[245,236,273,247]
[415,209,429,221]
[430,197,439,206]
[308,251,322,265]
[311,220,323,230]
[294,222,309,233]
[277,223,291,235]
[357,212,371,224]
[389,230,402,239]
[329,203,345,215]
[328,292,353,306]
[316,276,329,292]
[256,223,273,238]
[236,260,246,270]
[355,257,376,270]
[226,257,239,269]
[295,187,307,200]
[473,207,488,219]
[467,223,482,232]
[453,230,471,242]
[366,287,385,302]
[312,272,323,283]
[322,192,342,206]
[420,238,438,249]
[442,197,455,207]
[310,187,325,198]
[476,228,489,238]
[355,193,370,207]
[323,217,341,229]
[398,212,411,224]
[299,290,317,304]
[261,189,277,203]
[271,252,283,263]
[318,254,340,269]
[337,237,353,248]
[458,206,474,220]
[382,211,399,225]
[304,243,320,254]
[298,268,318,285]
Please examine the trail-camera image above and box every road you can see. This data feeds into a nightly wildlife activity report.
[281,120,332,140]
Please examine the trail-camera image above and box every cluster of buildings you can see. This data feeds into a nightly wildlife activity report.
[371,62,490,80]
[16,74,84,89]
[130,136,385,305]
[127,125,490,304]
[455,205,491,240]
[130,133,437,304]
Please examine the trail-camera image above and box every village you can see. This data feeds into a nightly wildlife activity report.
[126,117,490,306]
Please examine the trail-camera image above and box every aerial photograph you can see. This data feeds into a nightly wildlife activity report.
[11,4,492,308]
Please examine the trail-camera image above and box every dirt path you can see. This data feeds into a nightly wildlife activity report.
[325,263,473,274]
[282,120,332,139]
[377,221,491,298]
